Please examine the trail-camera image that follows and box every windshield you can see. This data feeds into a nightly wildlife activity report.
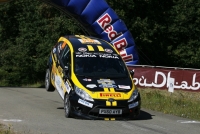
[74,52,128,78]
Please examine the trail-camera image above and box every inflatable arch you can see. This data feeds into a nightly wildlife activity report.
[0,0,139,65]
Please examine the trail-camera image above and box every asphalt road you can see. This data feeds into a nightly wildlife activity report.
[0,87,199,134]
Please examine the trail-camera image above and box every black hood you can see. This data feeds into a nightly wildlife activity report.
[76,75,133,92]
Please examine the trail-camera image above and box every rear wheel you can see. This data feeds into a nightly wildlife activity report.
[64,94,72,118]
[45,69,55,92]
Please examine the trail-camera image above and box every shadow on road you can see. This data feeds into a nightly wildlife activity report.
[137,110,154,120]
[56,107,154,121]
[57,107,64,109]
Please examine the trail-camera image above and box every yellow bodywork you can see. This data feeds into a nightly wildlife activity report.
[50,35,136,101]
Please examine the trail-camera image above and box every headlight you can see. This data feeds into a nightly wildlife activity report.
[75,86,94,102]
[128,89,139,102]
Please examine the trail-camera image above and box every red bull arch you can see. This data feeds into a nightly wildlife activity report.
[0,0,139,65]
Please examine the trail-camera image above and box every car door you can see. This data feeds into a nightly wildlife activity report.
[60,42,73,95]
[54,41,70,99]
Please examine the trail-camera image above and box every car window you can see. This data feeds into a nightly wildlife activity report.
[74,52,128,78]
[61,45,71,66]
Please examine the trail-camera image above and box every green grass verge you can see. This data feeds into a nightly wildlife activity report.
[21,81,44,88]
[0,124,14,134]
[139,88,200,121]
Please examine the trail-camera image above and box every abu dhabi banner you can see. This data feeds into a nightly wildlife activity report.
[128,65,200,92]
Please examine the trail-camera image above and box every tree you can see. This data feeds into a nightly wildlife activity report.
[0,0,83,86]
[168,0,200,67]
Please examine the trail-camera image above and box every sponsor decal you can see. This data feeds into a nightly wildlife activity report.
[57,66,63,76]
[128,101,139,109]
[99,54,119,59]
[55,75,64,99]
[55,75,61,87]
[118,85,131,89]
[105,49,113,53]
[75,52,82,54]
[100,93,121,98]
[98,79,115,83]
[98,79,117,88]
[57,44,61,53]
[78,99,93,108]
[78,39,101,44]
[53,48,56,53]
[76,54,96,57]
[83,78,92,81]
[78,47,87,52]
[99,84,117,88]
[65,81,71,93]
[86,84,97,88]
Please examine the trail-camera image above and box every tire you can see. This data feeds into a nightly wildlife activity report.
[45,69,55,92]
[64,94,72,118]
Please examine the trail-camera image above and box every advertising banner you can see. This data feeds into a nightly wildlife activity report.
[128,66,200,92]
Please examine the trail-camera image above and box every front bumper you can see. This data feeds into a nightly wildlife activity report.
[69,93,141,120]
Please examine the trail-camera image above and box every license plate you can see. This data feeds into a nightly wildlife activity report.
[99,109,122,115]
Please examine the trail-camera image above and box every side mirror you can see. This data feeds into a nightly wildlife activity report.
[64,66,69,72]
[130,70,134,78]
[63,66,69,79]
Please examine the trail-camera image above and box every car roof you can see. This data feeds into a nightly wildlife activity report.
[63,35,118,54]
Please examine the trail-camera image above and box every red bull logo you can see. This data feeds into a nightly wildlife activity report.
[97,13,128,51]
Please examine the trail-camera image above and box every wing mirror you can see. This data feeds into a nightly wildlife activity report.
[64,66,68,71]
[63,66,69,79]
[130,70,134,78]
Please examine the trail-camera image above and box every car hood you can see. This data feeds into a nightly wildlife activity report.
[76,75,133,92]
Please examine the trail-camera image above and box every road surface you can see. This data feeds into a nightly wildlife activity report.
[0,87,199,134]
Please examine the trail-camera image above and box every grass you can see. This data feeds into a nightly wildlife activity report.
[21,81,44,88]
[138,88,200,121]
[0,124,14,134]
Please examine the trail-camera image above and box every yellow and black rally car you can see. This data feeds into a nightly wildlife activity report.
[45,35,141,120]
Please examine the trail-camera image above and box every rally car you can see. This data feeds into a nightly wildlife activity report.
[45,35,141,120]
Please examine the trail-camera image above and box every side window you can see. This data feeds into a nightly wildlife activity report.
[57,41,66,57]
[61,45,71,66]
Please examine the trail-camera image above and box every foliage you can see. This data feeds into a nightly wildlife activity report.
[107,0,200,67]
[168,0,200,67]
[0,0,200,86]
[0,0,83,86]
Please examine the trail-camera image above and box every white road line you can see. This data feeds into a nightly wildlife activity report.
[2,119,22,122]
[177,120,200,124]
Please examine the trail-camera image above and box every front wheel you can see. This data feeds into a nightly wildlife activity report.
[64,94,72,118]
[45,69,55,92]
